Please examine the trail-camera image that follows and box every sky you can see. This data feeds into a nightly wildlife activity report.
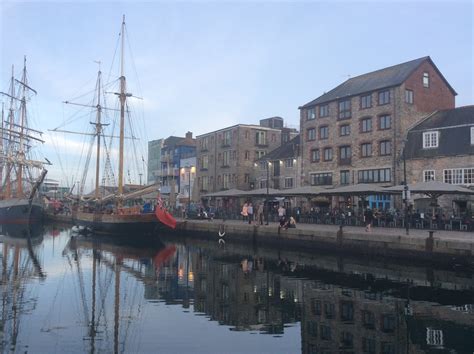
[1,0,473,187]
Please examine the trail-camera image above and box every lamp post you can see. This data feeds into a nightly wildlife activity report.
[402,143,410,235]
[265,160,271,225]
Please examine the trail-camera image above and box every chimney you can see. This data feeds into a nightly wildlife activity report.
[185,131,193,140]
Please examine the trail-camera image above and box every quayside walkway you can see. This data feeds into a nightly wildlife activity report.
[173,218,474,265]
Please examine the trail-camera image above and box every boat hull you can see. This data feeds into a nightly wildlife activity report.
[0,199,43,224]
[74,211,162,235]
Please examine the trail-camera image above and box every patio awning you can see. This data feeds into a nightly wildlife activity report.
[384,181,474,198]
[201,188,244,198]
[318,183,393,196]
[271,185,327,196]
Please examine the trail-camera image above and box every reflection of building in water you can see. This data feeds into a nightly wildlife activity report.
[192,252,301,334]
[301,282,407,354]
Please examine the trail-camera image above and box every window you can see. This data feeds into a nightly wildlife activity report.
[340,124,351,136]
[362,310,375,329]
[223,174,230,188]
[423,170,435,182]
[244,174,250,183]
[223,130,232,146]
[379,140,391,156]
[339,146,351,164]
[319,126,329,139]
[256,131,266,145]
[382,315,396,332]
[311,173,333,186]
[319,104,329,118]
[340,302,354,321]
[201,155,209,169]
[378,90,390,105]
[284,177,294,188]
[285,159,294,168]
[423,131,439,148]
[307,128,316,141]
[379,114,391,130]
[338,99,351,119]
[310,299,322,315]
[360,94,372,109]
[471,127,474,144]
[244,151,250,160]
[320,325,331,340]
[222,151,230,166]
[362,337,376,354]
[340,170,350,185]
[358,168,391,183]
[271,134,276,142]
[307,107,316,120]
[256,150,266,159]
[444,168,474,185]
[323,147,333,161]
[361,143,372,157]
[405,89,414,104]
[361,117,372,132]
[423,72,430,87]
[201,176,209,191]
[310,149,320,162]
[307,321,317,337]
[259,180,267,189]
[245,130,250,139]
[324,303,335,318]
[201,137,209,150]
[341,331,354,348]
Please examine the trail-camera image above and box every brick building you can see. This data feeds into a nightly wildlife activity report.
[299,56,456,209]
[196,122,284,199]
[404,105,474,213]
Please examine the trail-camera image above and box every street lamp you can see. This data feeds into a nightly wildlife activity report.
[265,160,272,225]
[402,142,410,235]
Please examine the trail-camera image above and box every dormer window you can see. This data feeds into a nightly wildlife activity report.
[423,72,430,87]
[423,131,438,148]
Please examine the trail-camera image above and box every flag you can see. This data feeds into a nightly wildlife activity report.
[155,197,177,229]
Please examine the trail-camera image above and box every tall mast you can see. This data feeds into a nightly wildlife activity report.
[5,65,15,199]
[0,103,4,195]
[117,15,126,201]
[94,69,103,200]
[17,56,28,197]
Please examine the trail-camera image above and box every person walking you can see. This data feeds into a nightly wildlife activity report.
[257,203,264,225]
[247,203,254,224]
[278,205,286,223]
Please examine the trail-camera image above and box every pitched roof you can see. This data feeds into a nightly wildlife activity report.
[300,56,456,108]
[405,106,474,159]
[258,135,300,161]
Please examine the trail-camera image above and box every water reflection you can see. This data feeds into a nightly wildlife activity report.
[0,226,473,353]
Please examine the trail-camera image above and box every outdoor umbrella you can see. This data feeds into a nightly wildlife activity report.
[318,183,392,196]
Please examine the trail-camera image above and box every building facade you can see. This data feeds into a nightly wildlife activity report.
[159,132,196,194]
[179,156,197,203]
[147,138,163,184]
[196,123,284,198]
[254,135,301,190]
[299,56,456,208]
[404,105,474,213]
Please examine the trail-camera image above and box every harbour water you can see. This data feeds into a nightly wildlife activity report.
[1,224,473,353]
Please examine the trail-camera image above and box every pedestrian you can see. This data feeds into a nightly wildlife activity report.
[241,202,248,222]
[364,208,373,232]
[247,203,254,224]
[288,216,296,228]
[257,203,264,225]
[278,205,286,222]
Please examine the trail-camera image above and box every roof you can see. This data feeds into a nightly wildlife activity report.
[300,56,456,108]
[163,136,196,148]
[405,106,474,159]
[196,124,284,138]
[257,135,300,161]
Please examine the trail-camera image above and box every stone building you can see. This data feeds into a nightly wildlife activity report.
[254,135,301,190]
[147,138,163,184]
[404,105,474,213]
[195,122,285,198]
[299,56,456,209]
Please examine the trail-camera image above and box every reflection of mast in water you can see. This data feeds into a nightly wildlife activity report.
[0,228,45,352]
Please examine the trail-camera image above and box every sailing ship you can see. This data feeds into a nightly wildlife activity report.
[51,16,175,235]
[0,58,48,225]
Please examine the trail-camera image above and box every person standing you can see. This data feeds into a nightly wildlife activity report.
[257,203,264,225]
[247,203,254,224]
[241,202,248,222]
[364,208,374,232]
[278,205,286,222]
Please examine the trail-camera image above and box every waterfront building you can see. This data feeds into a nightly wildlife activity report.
[179,156,197,206]
[254,135,301,190]
[195,119,289,200]
[147,138,163,184]
[299,56,456,209]
[404,105,474,213]
[159,132,196,195]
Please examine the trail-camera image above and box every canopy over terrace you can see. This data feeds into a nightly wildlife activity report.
[384,181,474,198]
[201,189,245,198]
[318,184,394,196]
[272,186,328,196]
